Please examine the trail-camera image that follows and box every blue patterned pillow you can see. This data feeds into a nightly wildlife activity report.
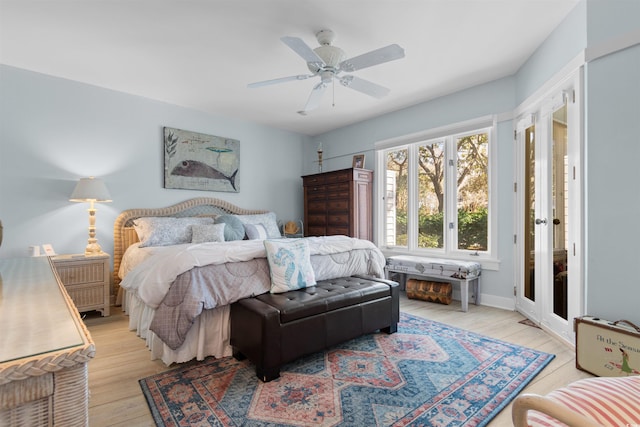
[134,217,214,247]
[214,215,245,241]
[264,239,316,294]
[191,223,226,244]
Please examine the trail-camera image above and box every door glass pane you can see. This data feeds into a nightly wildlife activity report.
[457,132,489,251]
[385,149,408,246]
[552,104,568,319]
[524,125,536,301]
[418,142,445,248]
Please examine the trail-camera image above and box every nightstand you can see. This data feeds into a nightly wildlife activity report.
[51,253,110,316]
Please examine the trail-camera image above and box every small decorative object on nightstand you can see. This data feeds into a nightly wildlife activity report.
[52,253,110,316]
[282,220,304,238]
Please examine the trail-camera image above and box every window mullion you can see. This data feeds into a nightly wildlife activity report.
[407,144,419,251]
[445,136,458,255]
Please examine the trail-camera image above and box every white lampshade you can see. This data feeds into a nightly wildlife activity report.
[70,177,112,202]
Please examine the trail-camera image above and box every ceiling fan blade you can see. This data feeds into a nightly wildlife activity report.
[281,36,325,65]
[339,75,390,98]
[339,44,405,72]
[301,82,327,113]
[247,74,314,88]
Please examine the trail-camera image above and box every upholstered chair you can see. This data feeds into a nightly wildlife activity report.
[512,376,640,426]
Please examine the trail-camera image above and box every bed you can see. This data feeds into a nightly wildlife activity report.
[113,197,386,365]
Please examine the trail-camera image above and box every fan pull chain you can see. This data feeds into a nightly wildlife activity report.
[332,79,336,107]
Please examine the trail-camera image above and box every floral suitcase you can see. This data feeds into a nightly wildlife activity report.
[574,316,640,377]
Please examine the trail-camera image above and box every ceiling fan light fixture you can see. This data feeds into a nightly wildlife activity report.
[320,70,333,84]
[313,45,345,68]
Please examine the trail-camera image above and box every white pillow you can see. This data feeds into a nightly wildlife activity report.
[134,217,214,247]
[191,223,226,244]
[236,212,281,238]
[245,223,268,240]
[264,239,316,294]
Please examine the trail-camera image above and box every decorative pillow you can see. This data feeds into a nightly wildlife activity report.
[245,223,268,240]
[133,217,172,243]
[214,215,245,241]
[191,223,226,244]
[264,239,316,294]
[236,212,281,238]
[134,217,214,247]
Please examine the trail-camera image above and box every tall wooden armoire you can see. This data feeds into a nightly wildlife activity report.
[302,168,373,241]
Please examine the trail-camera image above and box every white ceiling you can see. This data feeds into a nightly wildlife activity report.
[0,0,579,136]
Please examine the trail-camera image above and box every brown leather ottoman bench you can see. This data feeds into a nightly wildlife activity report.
[230,275,399,382]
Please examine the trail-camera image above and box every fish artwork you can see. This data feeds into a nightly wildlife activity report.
[171,160,238,191]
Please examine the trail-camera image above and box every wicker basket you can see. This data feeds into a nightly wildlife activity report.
[406,279,452,305]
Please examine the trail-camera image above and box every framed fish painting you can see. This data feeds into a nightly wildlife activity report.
[163,127,240,192]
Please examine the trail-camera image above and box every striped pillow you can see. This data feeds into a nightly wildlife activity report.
[527,376,640,426]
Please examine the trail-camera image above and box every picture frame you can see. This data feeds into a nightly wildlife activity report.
[163,127,240,192]
[352,154,365,169]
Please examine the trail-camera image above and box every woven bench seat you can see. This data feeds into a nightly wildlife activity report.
[385,255,481,312]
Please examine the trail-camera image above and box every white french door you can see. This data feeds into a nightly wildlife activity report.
[515,72,583,344]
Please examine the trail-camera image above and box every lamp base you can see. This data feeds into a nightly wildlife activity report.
[84,241,106,257]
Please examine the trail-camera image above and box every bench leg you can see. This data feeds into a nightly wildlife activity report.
[386,269,407,291]
[460,278,480,312]
[256,366,280,383]
[461,279,470,312]
[472,278,479,306]
[382,323,397,334]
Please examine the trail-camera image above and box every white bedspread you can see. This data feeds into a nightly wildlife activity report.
[119,235,384,309]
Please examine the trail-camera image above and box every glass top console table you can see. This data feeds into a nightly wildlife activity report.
[0,256,95,426]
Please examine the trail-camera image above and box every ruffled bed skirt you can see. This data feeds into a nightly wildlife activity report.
[121,290,233,366]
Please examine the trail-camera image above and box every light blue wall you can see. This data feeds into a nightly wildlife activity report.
[0,65,308,260]
[584,40,640,318]
[586,0,640,46]
[515,0,587,104]
[305,77,515,176]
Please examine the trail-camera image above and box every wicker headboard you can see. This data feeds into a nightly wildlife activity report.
[112,197,268,289]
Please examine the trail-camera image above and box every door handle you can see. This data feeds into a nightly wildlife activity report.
[535,218,547,225]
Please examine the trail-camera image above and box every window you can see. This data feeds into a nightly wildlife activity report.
[377,118,495,261]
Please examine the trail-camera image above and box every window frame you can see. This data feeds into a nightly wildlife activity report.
[375,115,499,268]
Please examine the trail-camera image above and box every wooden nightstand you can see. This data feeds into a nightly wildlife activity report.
[52,253,110,316]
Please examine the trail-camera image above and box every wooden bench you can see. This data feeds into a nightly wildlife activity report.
[385,255,481,312]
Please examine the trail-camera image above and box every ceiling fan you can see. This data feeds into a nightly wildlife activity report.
[248,29,405,114]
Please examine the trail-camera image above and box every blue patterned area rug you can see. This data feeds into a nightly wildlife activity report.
[140,313,554,426]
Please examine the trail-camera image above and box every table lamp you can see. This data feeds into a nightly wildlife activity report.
[70,177,112,256]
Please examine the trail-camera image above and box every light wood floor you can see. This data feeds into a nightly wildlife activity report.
[83,295,592,426]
